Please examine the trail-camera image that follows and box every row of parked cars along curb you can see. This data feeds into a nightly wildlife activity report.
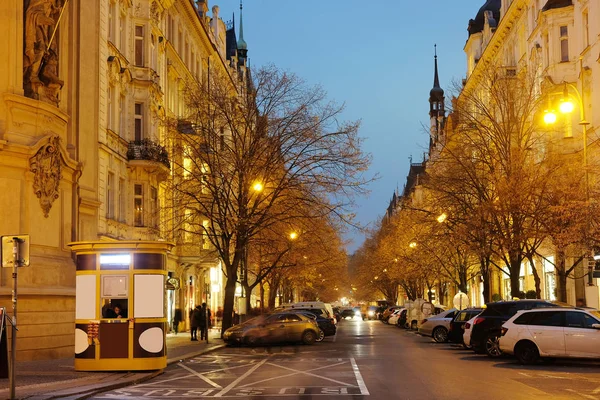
[381,300,600,364]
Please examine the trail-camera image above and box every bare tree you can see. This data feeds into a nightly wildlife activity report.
[164,66,371,333]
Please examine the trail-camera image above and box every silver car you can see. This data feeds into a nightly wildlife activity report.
[418,308,458,343]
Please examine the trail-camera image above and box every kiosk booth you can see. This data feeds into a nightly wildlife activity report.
[68,241,174,371]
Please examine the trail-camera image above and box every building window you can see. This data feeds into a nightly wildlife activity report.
[134,103,143,141]
[135,25,144,67]
[200,163,209,193]
[118,178,125,222]
[108,2,115,43]
[107,172,115,219]
[583,11,589,48]
[560,25,569,62]
[134,184,144,227]
[219,128,226,151]
[119,12,126,53]
[119,94,126,137]
[150,186,158,229]
[107,86,113,130]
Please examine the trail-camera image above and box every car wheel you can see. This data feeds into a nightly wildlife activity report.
[244,335,260,346]
[485,334,502,358]
[315,329,325,342]
[433,327,448,343]
[302,330,317,345]
[515,341,540,365]
[411,321,417,330]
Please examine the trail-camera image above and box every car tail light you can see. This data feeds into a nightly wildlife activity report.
[501,327,508,336]
[473,317,485,325]
[449,324,453,331]
[421,319,427,324]
[464,322,471,329]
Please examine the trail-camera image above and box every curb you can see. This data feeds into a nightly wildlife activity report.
[22,343,227,400]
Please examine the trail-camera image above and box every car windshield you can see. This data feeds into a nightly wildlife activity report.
[589,310,600,321]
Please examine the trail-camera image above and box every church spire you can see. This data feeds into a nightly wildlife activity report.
[237,0,248,64]
[429,44,444,116]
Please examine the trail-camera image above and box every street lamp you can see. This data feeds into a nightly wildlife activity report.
[289,232,298,240]
[252,181,264,192]
[544,58,592,285]
[409,241,417,249]
[437,213,447,224]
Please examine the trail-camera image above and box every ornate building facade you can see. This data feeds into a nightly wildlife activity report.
[0,0,247,360]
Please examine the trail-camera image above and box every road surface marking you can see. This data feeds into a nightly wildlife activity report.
[178,363,223,388]
[237,361,349,388]
[213,356,270,397]
[262,361,355,387]
[350,357,370,395]
[137,363,251,387]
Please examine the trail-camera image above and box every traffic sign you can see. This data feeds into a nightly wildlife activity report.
[1,235,29,268]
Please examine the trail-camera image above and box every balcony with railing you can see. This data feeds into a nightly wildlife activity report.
[127,139,170,168]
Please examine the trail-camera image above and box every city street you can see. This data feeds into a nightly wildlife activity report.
[92,319,600,400]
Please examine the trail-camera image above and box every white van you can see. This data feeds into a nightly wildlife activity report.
[281,302,336,324]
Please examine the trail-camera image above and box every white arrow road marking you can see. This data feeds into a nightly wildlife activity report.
[178,363,223,388]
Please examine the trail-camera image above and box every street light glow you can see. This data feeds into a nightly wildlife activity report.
[544,110,557,124]
[289,232,298,240]
[559,99,575,114]
[437,213,447,223]
[409,242,417,248]
[252,182,264,192]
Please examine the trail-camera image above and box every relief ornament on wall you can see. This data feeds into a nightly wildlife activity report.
[30,136,63,217]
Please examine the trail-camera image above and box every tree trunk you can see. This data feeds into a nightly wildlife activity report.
[259,281,265,313]
[509,252,522,299]
[527,255,542,299]
[458,268,468,294]
[481,267,491,304]
[245,286,252,316]
[556,248,568,302]
[221,276,238,335]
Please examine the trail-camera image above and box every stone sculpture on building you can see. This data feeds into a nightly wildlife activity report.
[24,0,65,105]
[30,135,63,217]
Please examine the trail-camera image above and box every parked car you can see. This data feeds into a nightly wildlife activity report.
[381,306,401,323]
[406,300,446,330]
[388,308,405,326]
[278,309,336,342]
[448,308,483,344]
[418,308,458,342]
[470,300,564,357]
[500,308,600,364]
[375,306,388,320]
[462,315,478,348]
[280,302,335,324]
[396,308,408,328]
[223,312,320,346]
[332,307,342,322]
[340,308,356,319]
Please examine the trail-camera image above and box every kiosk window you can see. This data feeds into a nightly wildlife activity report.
[101,275,129,319]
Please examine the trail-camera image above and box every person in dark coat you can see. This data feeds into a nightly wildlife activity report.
[190,306,201,341]
[199,303,210,341]
[173,308,182,334]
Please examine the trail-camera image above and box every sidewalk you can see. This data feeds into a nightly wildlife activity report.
[0,328,225,400]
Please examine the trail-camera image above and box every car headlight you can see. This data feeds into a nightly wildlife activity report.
[354,310,361,316]
[368,311,374,316]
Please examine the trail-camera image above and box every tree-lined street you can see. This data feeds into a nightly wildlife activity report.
[93,320,600,400]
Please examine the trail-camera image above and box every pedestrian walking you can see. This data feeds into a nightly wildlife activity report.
[190,306,201,341]
[173,308,182,334]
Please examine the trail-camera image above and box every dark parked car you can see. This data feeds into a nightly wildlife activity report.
[340,308,356,319]
[287,309,337,341]
[470,300,564,357]
[448,308,483,345]
[375,306,387,320]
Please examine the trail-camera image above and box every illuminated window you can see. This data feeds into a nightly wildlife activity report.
[107,172,115,219]
[184,209,193,242]
[118,178,125,222]
[134,103,143,141]
[150,186,158,229]
[560,25,569,62]
[134,184,144,227]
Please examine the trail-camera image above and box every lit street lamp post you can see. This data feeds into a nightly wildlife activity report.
[544,57,595,290]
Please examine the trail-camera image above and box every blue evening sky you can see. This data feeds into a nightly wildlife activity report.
[218,0,484,252]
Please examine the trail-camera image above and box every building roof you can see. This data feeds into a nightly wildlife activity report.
[226,16,237,61]
[542,0,573,11]
[468,0,501,36]
[429,51,444,102]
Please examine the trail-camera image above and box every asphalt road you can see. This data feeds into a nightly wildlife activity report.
[93,318,600,399]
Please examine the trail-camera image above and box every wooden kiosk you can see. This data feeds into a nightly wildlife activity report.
[68,241,174,371]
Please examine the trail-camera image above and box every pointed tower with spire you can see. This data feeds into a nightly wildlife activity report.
[429,45,445,146]
[237,0,248,66]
